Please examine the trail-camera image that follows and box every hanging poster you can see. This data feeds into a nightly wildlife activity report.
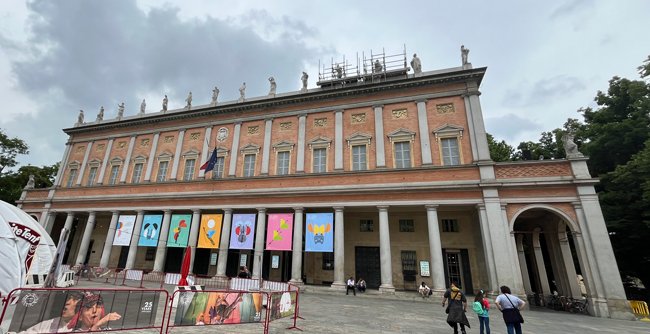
[167,214,192,248]
[198,214,223,249]
[305,213,333,252]
[174,291,263,325]
[112,215,136,246]
[229,214,256,250]
[138,214,163,247]
[265,213,293,251]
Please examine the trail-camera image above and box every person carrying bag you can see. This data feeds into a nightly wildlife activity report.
[495,285,526,334]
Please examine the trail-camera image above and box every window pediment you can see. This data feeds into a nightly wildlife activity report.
[240,143,260,155]
[346,132,372,147]
[68,160,80,169]
[87,158,101,167]
[182,149,200,159]
[109,157,124,166]
[273,140,295,152]
[387,128,416,143]
[132,155,147,164]
[432,124,464,139]
[157,151,173,161]
[308,136,332,149]
[216,146,230,157]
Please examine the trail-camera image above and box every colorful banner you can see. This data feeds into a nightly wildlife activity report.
[269,292,297,320]
[9,289,160,333]
[138,214,163,247]
[265,213,293,251]
[198,214,223,249]
[167,214,192,248]
[228,214,256,250]
[174,291,263,325]
[112,215,136,246]
[305,213,333,252]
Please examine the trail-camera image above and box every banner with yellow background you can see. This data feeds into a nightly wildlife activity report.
[198,214,223,249]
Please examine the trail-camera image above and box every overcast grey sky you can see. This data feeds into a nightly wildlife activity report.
[1,0,649,168]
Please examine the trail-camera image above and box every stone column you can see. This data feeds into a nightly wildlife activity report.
[296,115,306,173]
[44,211,57,233]
[290,207,304,283]
[228,123,241,177]
[331,206,345,289]
[99,211,119,268]
[169,129,186,181]
[252,208,267,279]
[378,206,394,293]
[260,118,273,175]
[416,100,433,165]
[503,205,524,293]
[558,228,582,298]
[198,126,213,179]
[119,136,136,183]
[334,110,343,170]
[75,211,96,265]
[54,141,72,187]
[76,142,93,185]
[463,88,491,162]
[96,138,114,185]
[188,209,201,273]
[373,105,386,168]
[216,209,233,277]
[532,229,552,295]
[125,211,145,269]
[516,234,533,294]
[153,210,172,272]
[477,204,497,292]
[144,132,160,182]
[60,213,75,258]
[425,205,446,291]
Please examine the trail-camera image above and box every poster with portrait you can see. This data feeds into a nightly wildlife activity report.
[198,214,223,249]
[265,213,293,251]
[138,214,163,247]
[305,213,333,252]
[174,291,263,326]
[268,292,297,320]
[112,215,136,246]
[228,214,256,250]
[167,214,192,248]
[9,289,160,333]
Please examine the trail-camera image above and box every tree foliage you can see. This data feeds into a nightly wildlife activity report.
[0,129,29,174]
[0,164,58,205]
[487,133,515,162]
[512,119,585,161]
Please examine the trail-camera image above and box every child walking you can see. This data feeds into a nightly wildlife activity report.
[472,290,491,334]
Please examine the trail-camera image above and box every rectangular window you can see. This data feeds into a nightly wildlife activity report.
[441,138,460,166]
[132,163,143,184]
[313,148,327,173]
[87,167,98,186]
[67,169,78,187]
[276,151,290,175]
[145,247,156,261]
[212,156,225,179]
[442,219,459,233]
[183,159,196,181]
[243,154,256,177]
[322,252,334,271]
[401,250,417,272]
[360,219,374,232]
[352,145,367,171]
[157,161,169,182]
[399,219,415,232]
[108,165,120,185]
[394,142,412,168]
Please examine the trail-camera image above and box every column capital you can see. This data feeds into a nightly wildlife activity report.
[178,128,187,132]
[264,117,274,122]
[415,99,427,104]
[293,207,304,212]
[111,210,120,215]
[87,211,96,216]
[66,211,76,216]
[298,113,307,118]
[571,202,583,210]
[334,109,344,114]
[425,204,439,210]
[372,104,384,109]
[136,210,145,215]
[377,205,389,211]
[476,203,486,210]
[222,208,233,214]
[256,207,267,213]
[192,208,202,214]
[163,209,172,214]
[333,206,344,212]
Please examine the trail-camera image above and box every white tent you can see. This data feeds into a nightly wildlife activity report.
[0,200,56,296]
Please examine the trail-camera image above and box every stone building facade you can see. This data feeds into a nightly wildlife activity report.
[18,58,631,319]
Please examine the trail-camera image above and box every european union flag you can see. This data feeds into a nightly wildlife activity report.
[200,148,217,172]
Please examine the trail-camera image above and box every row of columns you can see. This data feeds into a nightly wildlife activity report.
[55,205,451,292]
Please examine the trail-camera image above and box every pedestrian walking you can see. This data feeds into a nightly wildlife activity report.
[495,285,526,334]
[472,289,491,334]
[441,281,470,334]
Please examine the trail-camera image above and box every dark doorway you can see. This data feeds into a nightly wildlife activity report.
[118,246,129,269]
[262,251,270,280]
[226,250,240,277]
[164,248,184,273]
[355,246,381,289]
[282,251,292,282]
[62,220,78,265]
[193,249,211,276]
[84,240,94,265]
[442,249,474,294]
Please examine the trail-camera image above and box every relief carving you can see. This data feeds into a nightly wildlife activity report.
[247,126,260,135]
[96,144,105,152]
[314,118,328,127]
[117,141,127,149]
[351,113,366,124]
[140,139,150,147]
[392,109,408,119]
[164,136,174,143]
[436,103,455,114]
[76,146,85,153]
[190,132,201,141]
[280,122,293,130]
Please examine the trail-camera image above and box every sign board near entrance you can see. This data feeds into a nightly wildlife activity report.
[419,261,430,277]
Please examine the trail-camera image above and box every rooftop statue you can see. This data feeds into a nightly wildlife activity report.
[334,64,343,78]
[117,102,125,119]
[25,174,35,189]
[185,91,192,109]
[374,59,383,73]
[76,110,85,125]
[162,95,168,112]
[268,77,277,96]
[96,106,104,122]
[139,99,146,115]
[410,53,422,74]
[239,82,246,102]
[301,71,308,92]
[211,86,220,105]
[562,133,583,158]
[461,45,470,65]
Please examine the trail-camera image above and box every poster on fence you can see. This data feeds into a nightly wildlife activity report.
[138,214,163,247]
[265,213,293,251]
[228,214,256,250]
[269,291,297,320]
[198,214,223,249]
[112,215,136,246]
[9,289,160,333]
[167,214,192,248]
[174,291,263,325]
[305,213,333,252]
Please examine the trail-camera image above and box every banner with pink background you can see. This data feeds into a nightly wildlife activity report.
[265,213,293,251]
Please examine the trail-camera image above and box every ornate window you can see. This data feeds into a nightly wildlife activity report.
[66,161,80,187]
[308,136,331,173]
[108,165,120,185]
[211,147,229,180]
[131,163,144,184]
[273,141,294,176]
[182,149,199,181]
[433,124,464,166]
[388,129,416,169]
[240,144,260,177]
[346,133,372,171]
[87,167,98,186]
[157,161,169,182]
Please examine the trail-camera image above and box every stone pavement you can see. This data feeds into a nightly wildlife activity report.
[3,280,649,334]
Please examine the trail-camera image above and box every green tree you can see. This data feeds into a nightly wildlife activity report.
[487,133,515,161]
[0,164,58,205]
[0,129,29,174]
[513,118,585,160]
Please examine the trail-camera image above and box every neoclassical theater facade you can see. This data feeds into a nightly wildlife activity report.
[18,54,631,318]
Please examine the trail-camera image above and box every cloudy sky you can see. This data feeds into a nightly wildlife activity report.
[1,0,649,168]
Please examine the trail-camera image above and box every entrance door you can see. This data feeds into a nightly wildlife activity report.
[117,246,129,269]
[355,247,380,289]
[442,249,473,293]
[226,250,240,277]
[193,249,211,276]
[164,248,183,273]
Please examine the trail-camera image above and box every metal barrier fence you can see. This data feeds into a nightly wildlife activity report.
[0,287,169,334]
[230,277,261,291]
[630,300,650,322]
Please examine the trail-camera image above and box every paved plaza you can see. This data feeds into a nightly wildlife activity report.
[3,280,649,334]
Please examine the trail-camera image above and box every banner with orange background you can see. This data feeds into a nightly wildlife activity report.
[198,214,223,249]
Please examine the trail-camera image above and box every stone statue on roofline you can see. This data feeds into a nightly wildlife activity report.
[461,45,470,66]
[96,106,104,122]
[374,59,383,73]
[185,91,192,109]
[562,133,583,158]
[239,82,246,102]
[162,95,168,112]
[76,109,85,125]
[301,71,308,92]
[268,76,277,96]
[117,102,125,119]
[25,174,35,189]
[211,86,220,105]
[410,53,422,75]
[139,99,146,115]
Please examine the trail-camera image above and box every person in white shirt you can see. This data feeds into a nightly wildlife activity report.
[346,277,356,296]
[418,282,431,298]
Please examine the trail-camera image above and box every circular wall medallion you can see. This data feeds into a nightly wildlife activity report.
[216,127,229,142]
